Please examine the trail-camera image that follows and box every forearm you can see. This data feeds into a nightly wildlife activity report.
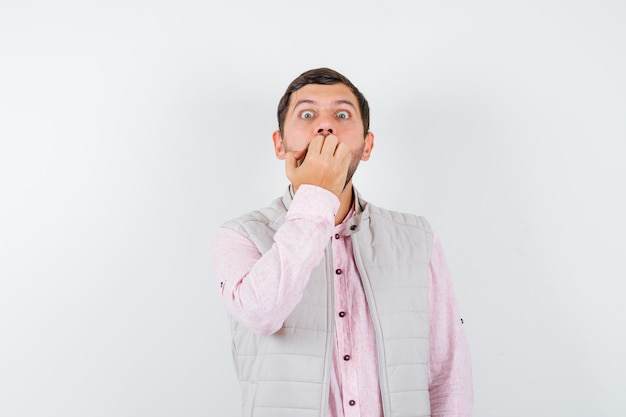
[428,235,474,416]
[214,185,339,335]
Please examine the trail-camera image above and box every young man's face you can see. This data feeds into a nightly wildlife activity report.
[272,83,374,186]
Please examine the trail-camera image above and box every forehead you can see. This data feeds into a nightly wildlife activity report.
[289,83,358,108]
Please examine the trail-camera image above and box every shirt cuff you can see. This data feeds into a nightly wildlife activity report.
[286,184,340,222]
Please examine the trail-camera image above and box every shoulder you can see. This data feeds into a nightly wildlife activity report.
[363,200,433,236]
[221,195,287,234]
[353,198,435,263]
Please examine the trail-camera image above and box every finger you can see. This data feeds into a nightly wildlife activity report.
[334,141,349,158]
[284,152,299,175]
[320,134,339,157]
[307,135,324,155]
[331,142,350,168]
[290,148,307,164]
[340,150,352,172]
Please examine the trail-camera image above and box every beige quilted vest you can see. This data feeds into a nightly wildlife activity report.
[222,188,433,417]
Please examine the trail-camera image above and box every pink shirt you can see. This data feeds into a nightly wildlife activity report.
[214,185,473,416]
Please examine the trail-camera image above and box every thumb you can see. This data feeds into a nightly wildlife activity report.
[284,151,299,176]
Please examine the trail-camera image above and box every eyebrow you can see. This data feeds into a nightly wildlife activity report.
[293,99,357,111]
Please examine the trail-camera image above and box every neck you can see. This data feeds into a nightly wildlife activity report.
[335,182,354,226]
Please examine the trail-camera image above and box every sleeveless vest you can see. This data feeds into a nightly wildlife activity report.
[222,188,434,417]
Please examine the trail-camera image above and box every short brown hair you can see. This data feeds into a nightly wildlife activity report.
[276,68,370,136]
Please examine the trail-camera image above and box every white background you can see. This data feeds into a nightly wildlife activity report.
[1,1,625,416]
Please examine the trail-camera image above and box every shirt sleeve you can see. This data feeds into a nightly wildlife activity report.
[213,185,339,335]
[428,234,474,416]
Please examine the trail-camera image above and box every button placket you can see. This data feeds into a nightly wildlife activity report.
[332,221,359,416]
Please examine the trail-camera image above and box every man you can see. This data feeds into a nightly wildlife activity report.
[213,67,473,417]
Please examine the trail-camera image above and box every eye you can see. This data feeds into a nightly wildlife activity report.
[300,110,314,119]
[336,111,350,119]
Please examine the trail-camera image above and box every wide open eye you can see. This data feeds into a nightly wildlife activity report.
[300,110,314,119]
[336,111,350,119]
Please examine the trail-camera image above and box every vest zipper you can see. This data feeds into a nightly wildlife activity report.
[351,234,390,417]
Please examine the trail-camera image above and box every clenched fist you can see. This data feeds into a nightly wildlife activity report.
[285,135,351,198]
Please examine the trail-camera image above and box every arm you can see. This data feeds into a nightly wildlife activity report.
[428,235,474,416]
[213,185,339,335]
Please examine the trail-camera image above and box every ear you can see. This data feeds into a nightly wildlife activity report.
[272,130,287,160]
[360,132,375,161]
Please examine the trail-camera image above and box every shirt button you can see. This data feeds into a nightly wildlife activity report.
[349,400,356,406]
[335,268,342,275]
[343,354,350,361]
[334,233,340,239]
[338,311,346,318]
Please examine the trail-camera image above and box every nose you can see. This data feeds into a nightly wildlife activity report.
[315,112,335,137]
[317,128,333,137]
